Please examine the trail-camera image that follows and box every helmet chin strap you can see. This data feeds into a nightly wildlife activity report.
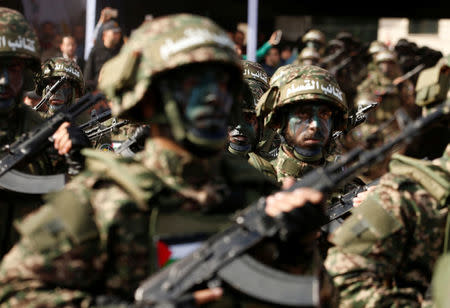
[228,142,251,156]
[292,145,323,162]
[280,133,323,163]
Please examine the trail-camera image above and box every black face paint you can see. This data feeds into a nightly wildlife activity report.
[0,68,14,111]
[0,59,25,113]
[170,65,234,148]
[228,111,257,155]
[46,81,73,115]
[285,103,333,159]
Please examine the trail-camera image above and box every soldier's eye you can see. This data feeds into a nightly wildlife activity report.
[319,109,332,120]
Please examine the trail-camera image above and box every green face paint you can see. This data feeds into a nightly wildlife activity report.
[167,64,235,149]
[284,102,333,159]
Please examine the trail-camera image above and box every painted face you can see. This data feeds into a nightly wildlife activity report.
[0,58,25,111]
[170,64,234,146]
[45,80,73,114]
[284,101,334,157]
[228,111,257,154]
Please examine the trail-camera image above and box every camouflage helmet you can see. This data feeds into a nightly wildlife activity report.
[258,65,348,130]
[36,57,85,95]
[368,40,388,56]
[299,47,320,61]
[302,29,325,45]
[375,49,397,63]
[242,60,269,91]
[255,64,299,121]
[241,60,269,112]
[0,8,40,71]
[98,13,241,119]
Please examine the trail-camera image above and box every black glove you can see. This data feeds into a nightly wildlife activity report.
[129,125,151,153]
[64,125,91,175]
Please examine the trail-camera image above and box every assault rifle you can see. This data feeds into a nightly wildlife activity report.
[374,63,426,97]
[79,109,112,130]
[325,43,370,76]
[332,102,378,140]
[85,117,129,142]
[0,92,106,177]
[134,101,449,307]
[33,76,69,111]
[115,125,150,157]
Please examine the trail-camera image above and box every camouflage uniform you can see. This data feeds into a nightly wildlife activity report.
[324,143,450,308]
[0,14,326,308]
[0,8,58,259]
[227,60,277,180]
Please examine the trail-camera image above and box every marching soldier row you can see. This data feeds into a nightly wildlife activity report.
[0,7,448,308]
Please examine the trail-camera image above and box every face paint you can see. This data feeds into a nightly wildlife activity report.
[171,65,234,146]
[46,81,73,115]
[284,102,333,159]
[228,112,257,155]
[0,59,24,112]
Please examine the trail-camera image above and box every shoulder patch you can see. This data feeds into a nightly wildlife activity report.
[330,194,403,255]
[16,189,99,258]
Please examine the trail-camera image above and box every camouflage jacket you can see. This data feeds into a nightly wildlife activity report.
[0,138,286,307]
[324,144,450,308]
[0,105,60,259]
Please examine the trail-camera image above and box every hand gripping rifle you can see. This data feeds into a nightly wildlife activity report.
[33,76,69,111]
[0,92,106,179]
[134,101,449,307]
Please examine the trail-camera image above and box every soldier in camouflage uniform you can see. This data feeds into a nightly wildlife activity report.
[0,8,90,259]
[257,64,348,181]
[324,62,450,307]
[0,13,335,307]
[227,60,277,180]
[356,49,415,122]
[366,40,388,76]
[35,57,85,118]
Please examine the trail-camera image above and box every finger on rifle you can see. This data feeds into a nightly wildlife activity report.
[52,122,71,141]
[56,131,71,155]
[281,176,296,189]
[265,188,323,217]
[194,287,223,305]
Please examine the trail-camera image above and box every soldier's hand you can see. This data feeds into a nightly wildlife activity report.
[265,187,323,217]
[193,287,223,305]
[353,186,376,207]
[52,122,91,155]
